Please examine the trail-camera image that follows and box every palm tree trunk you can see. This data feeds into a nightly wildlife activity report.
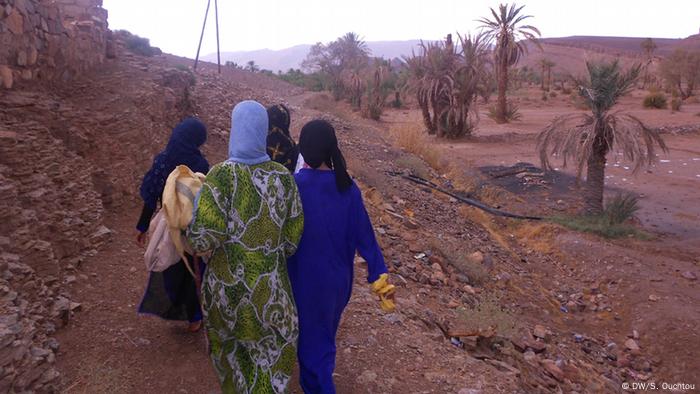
[540,65,545,90]
[497,58,508,123]
[418,95,434,134]
[584,142,607,215]
[547,68,552,91]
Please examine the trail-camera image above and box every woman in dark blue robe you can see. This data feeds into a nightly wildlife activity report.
[287,120,393,393]
[266,103,299,172]
[135,117,209,332]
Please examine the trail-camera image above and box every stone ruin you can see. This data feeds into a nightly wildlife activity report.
[1,1,114,392]
[0,0,111,89]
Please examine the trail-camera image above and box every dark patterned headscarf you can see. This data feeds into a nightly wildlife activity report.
[266,104,298,172]
[139,118,210,210]
[299,119,352,192]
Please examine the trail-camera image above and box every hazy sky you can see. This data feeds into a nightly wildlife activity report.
[104,0,699,57]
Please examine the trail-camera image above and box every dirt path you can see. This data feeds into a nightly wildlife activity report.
[45,52,699,394]
[53,60,516,393]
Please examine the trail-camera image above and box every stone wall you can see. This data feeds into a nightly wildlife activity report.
[0,0,110,89]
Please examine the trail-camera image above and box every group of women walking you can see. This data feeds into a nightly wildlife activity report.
[135,100,394,393]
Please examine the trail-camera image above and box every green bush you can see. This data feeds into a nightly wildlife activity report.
[603,193,640,225]
[643,91,668,109]
[549,91,558,98]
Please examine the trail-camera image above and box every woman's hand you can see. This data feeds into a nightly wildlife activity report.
[136,231,147,247]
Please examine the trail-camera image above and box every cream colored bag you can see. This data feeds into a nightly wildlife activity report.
[143,165,206,275]
[143,210,180,272]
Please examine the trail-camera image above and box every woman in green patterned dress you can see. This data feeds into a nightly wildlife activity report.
[187,100,304,393]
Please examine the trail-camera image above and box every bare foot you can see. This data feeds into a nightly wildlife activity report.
[187,321,202,333]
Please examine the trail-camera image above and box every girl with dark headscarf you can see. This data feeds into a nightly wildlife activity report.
[266,104,299,172]
[287,119,394,393]
[187,100,304,393]
[135,117,209,332]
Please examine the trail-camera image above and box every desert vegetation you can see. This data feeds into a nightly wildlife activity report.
[660,48,700,100]
[299,32,402,120]
[116,30,162,57]
[478,3,541,123]
[536,60,668,214]
[404,34,490,138]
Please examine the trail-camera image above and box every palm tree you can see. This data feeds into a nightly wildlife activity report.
[641,38,657,88]
[536,60,668,214]
[479,3,541,123]
[545,59,555,91]
[641,38,656,59]
[537,58,548,90]
[405,33,488,138]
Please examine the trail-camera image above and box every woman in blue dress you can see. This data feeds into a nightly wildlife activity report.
[287,119,395,393]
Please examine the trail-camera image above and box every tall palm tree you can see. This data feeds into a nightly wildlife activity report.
[537,60,668,214]
[337,32,370,66]
[479,3,540,123]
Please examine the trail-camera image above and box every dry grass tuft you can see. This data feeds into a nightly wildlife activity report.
[389,123,448,172]
[456,293,520,338]
[512,222,561,255]
[428,237,490,286]
[458,206,514,255]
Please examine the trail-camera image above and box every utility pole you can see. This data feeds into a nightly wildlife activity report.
[194,0,221,73]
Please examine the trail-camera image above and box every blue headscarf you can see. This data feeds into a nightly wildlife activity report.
[227,100,271,165]
[139,117,210,210]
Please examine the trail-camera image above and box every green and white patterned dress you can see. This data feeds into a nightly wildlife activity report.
[187,160,304,393]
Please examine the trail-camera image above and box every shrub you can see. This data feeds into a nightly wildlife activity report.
[456,293,519,338]
[119,30,161,57]
[603,193,639,225]
[488,102,522,122]
[561,86,572,95]
[549,194,645,238]
[389,124,445,171]
[642,91,668,109]
[549,91,557,98]
[362,101,383,120]
[541,92,548,101]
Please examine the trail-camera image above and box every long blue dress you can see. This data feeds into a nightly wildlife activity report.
[287,169,388,394]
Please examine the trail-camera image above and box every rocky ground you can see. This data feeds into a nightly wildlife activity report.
[1,37,698,393]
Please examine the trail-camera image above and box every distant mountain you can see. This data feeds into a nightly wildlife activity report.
[520,35,700,77]
[202,40,427,72]
[538,36,693,57]
[203,35,700,75]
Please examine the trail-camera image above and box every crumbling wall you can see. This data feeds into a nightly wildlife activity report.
[0,0,110,89]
